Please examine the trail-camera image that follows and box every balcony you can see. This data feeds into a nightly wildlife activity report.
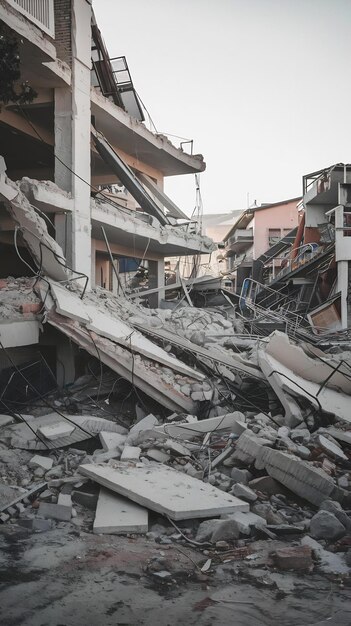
[6,0,55,37]
[225,228,253,256]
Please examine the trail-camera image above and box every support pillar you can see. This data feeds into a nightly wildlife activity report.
[148,259,165,308]
[337,261,350,329]
[54,0,91,285]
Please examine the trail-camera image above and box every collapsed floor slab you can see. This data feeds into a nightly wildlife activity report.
[80,461,249,520]
[93,488,148,534]
[46,310,198,413]
[2,413,127,450]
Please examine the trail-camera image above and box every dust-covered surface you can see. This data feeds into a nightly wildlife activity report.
[0,524,350,626]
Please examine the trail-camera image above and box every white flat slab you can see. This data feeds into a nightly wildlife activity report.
[93,488,148,534]
[154,413,245,440]
[38,421,75,440]
[99,431,127,451]
[120,446,141,461]
[0,320,39,348]
[80,461,249,520]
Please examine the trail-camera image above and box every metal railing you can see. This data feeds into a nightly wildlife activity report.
[7,0,55,36]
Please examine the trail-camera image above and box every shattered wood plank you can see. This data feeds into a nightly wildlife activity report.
[80,461,249,520]
[46,311,197,413]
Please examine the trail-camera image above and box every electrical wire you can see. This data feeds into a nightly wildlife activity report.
[0,340,98,440]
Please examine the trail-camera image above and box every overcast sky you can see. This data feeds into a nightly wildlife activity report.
[94,0,351,216]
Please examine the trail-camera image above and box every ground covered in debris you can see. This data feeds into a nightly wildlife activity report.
[1,523,350,626]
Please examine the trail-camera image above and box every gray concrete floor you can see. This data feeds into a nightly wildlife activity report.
[0,524,350,626]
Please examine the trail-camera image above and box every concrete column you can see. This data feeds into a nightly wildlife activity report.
[54,0,91,285]
[148,259,165,308]
[91,238,96,288]
[56,336,76,387]
[337,260,349,329]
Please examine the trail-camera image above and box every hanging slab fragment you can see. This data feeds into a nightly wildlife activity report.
[4,413,127,450]
[48,281,204,381]
[0,170,68,281]
[265,331,351,395]
[259,350,351,425]
[93,488,148,534]
[47,312,197,413]
[0,320,40,348]
[79,461,249,520]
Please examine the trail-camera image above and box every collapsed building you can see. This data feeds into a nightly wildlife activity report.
[235,165,351,336]
[0,0,351,593]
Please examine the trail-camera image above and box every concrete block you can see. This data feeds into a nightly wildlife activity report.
[120,446,141,461]
[271,545,313,571]
[80,461,249,520]
[232,483,258,502]
[129,414,158,435]
[38,502,72,521]
[99,431,127,451]
[301,536,349,575]
[0,414,14,427]
[93,449,121,462]
[146,449,170,463]
[29,455,54,471]
[38,422,75,440]
[317,435,348,462]
[93,488,148,534]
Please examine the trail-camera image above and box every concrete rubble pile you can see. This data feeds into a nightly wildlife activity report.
[0,174,351,583]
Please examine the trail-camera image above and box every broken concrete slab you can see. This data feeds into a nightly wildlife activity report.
[154,412,246,440]
[258,349,304,427]
[37,422,76,441]
[129,414,158,435]
[301,536,349,575]
[120,446,141,462]
[79,461,249,520]
[29,455,54,471]
[47,312,197,414]
[93,488,148,534]
[0,170,69,281]
[49,280,205,381]
[38,502,72,521]
[0,415,14,427]
[99,431,127,451]
[259,348,351,426]
[145,449,170,463]
[317,435,348,462]
[265,331,351,395]
[5,413,128,450]
[0,320,40,348]
[322,427,351,447]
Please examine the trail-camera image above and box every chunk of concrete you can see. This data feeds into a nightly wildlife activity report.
[319,500,351,531]
[129,414,158,435]
[93,488,148,534]
[38,422,75,440]
[120,446,141,461]
[271,545,313,571]
[146,449,170,463]
[80,461,249,520]
[29,455,54,471]
[301,536,350,575]
[0,414,14,427]
[310,510,346,540]
[317,435,348,462]
[38,502,72,521]
[154,412,246,440]
[99,431,127,451]
[232,483,257,502]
